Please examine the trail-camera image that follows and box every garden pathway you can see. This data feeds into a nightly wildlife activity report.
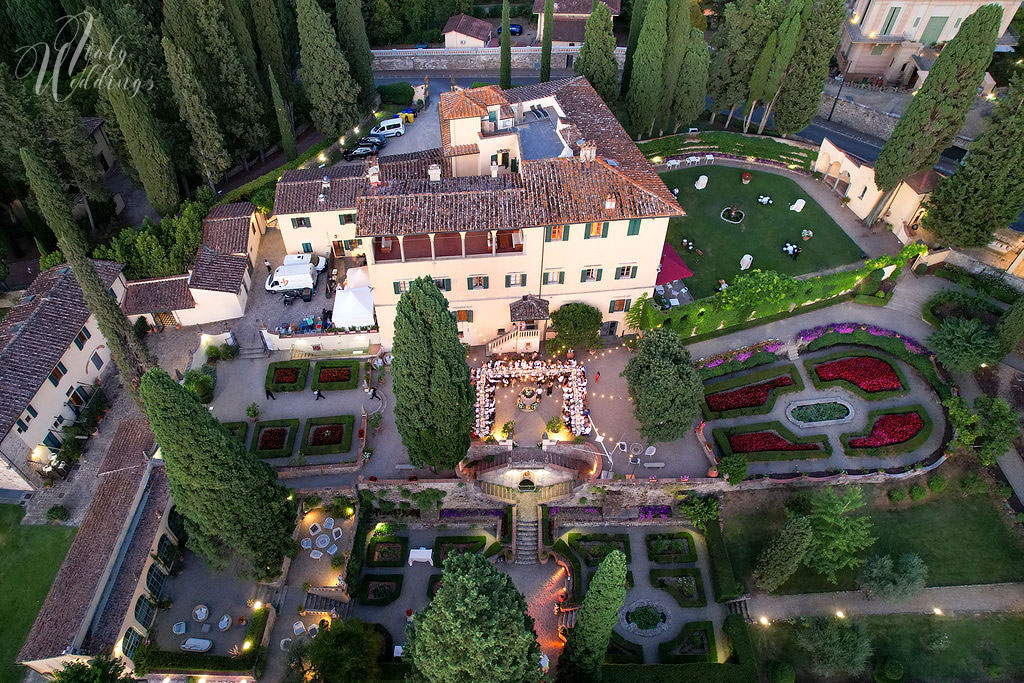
[705,347,947,475]
[747,582,1024,621]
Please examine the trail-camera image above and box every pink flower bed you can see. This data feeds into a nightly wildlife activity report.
[706,376,793,412]
[728,431,821,453]
[814,357,903,393]
[848,412,925,448]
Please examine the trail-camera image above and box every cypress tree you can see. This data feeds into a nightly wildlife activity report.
[391,277,474,470]
[622,327,703,442]
[557,550,627,681]
[920,74,1024,247]
[742,29,778,132]
[754,0,811,133]
[251,0,292,97]
[540,0,554,83]
[500,0,512,89]
[140,368,295,580]
[276,0,300,72]
[659,0,691,133]
[38,97,107,232]
[0,65,52,186]
[626,0,667,138]
[335,0,376,105]
[269,66,298,160]
[223,0,263,92]
[670,24,709,130]
[5,0,62,48]
[874,4,1002,191]
[706,0,757,126]
[297,0,361,139]
[621,0,650,96]
[574,1,619,102]
[20,148,153,400]
[163,37,232,186]
[772,0,847,135]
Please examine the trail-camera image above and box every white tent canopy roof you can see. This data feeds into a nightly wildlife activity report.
[346,266,370,290]
[332,286,375,328]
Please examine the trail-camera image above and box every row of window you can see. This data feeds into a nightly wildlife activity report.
[393,266,639,295]
[451,297,633,323]
[289,217,644,242]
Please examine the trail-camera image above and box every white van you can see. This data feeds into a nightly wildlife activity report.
[283,252,327,272]
[265,263,317,292]
[371,118,405,138]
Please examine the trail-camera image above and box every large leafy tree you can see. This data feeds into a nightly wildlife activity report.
[797,617,873,678]
[754,516,813,592]
[336,0,376,104]
[303,619,384,682]
[500,0,512,89]
[621,0,650,96]
[670,24,709,131]
[540,0,554,82]
[558,550,627,681]
[140,368,295,580]
[944,395,1020,466]
[677,493,720,530]
[20,148,154,400]
[574,2,619,102]
[857,553,928,600]
[297,0,361,139]
[928,316,1001,372]
[772,0,847,135]
[626,0,667,137]
[622,328,703,442]
[719,270,797,310]
[269,66,298,161]
[407,552,540,683]
[53,655,134,682]
[392,277,474,470]
[804,486,875,583]
[921,74,1024,247]
[873,4,1003,190]
[547,303,603,352]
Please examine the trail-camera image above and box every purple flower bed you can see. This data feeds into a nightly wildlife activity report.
[439,508,505,519]
[638,505,672,521]
[548,506,601,518]
[695,339,784,370]
[796,323,928,355]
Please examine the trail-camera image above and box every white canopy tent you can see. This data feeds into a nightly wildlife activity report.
[345,266,370,289]
[409,547,433,565]
[331,286,375,328]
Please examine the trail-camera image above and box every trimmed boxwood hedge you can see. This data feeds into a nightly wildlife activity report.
[366,536,409,567]
[706,523,742,602]
[712,420,832,461]
[251,418,300,458]
[220,420,249,446]
[552,539,584,604]
[658,620,717,663]
[310,359,360,391]
[804,349,911,401]
[540,504,553,545]
[650,568,707,607]
[432,535,486,565]
[606,631,645,664]
[427,572,443,598]
[702,364,804,419]
[839,404,934,457]
[922,290,1004,329]
[484,541,503,557]
[358,573,404,606]
[265,359,310,392]
[134,606,269,674]
[698,350,781,381]
[566,532,632,565]
[646,532,698,564]
[299,414,355,456]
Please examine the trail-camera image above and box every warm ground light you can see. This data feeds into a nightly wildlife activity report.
[662,166,863,298]
[0,505,75,681]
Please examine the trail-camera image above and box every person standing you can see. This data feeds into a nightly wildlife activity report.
[370,386,379,400]
[314,388,326,400]
[265,388,276,400]
[595,371,600,383]
[264,259,272,272]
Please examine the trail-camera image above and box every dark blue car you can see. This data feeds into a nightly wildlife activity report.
[497,24,523,36]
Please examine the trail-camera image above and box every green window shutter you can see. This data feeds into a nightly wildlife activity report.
[467,310,474,322]
[583,225,591,240]
[27,404,37,418]
[543,272,549,285]
[630,265,638,279]
[608,300,616,313]
[627,219,640,236]
[393,282,401,295]
[520,274,526,287]
[562,225,570,241]
[16,419,27,431]
[615,269,622,280]
[601,222,609,238]
[595,268,603,281]
[442,278,451,291]
[467,277,474,290]
[558,271,565,284]
[580,269,588,283]
[482,276,489,289]
[505,274,512,288]
[58,361,66,373]
[544,226,552,242]
[881,6,900,33]
[624,298,632,312]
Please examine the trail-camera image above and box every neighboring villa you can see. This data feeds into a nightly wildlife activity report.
[17,419,174,677]
[533,0,620,47]
[0,261,127,496]
[442,13,493,47]
[273,77,682,353]
[121,201,266,329]
[837,0,1021,85]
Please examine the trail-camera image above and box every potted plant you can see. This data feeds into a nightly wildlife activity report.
[246,402,260,421]
[741,171,752,184]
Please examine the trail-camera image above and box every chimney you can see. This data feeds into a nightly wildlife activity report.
[368,162,380,186]
[604,193,616,211]
[580,140,597,162]
[317,193,326,204]
[321,175,330,191]
[428,163,442,182]
[490,161,499,178]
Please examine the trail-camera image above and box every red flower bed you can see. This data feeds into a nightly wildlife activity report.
[728,431,821,453]
[273,367,300,384]
[319,366,352,383]
[706,376,793,412]
[310,424,345,446]
[258,427,287,450]
[814,357,902,393]
[848,412,924,448]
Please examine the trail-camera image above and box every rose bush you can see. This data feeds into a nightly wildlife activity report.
[310,425,344,446]
[319,366,352,383]
[848,412,925,448]
[814,356,903,393]
[728,431,821,453]
[273,367,300,384]
[706,376,793,412]
[258,427,287,450]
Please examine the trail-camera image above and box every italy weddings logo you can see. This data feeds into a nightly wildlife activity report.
[14,11,154,102]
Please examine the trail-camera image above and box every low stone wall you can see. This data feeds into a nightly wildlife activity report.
[370,46,626,72]
[816,93,972,148]
[918,248,1024,293]
[276,460,362,479]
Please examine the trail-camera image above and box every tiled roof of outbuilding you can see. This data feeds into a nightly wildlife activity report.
[531,0,620,14]
[442,13,493,41]
[201,201,255,255]
[122,275,196,315]
[189,250,248,293]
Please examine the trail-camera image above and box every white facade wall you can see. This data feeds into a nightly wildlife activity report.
[444,31,488,48]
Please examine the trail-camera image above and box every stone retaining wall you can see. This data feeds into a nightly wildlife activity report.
[816,94,972,148]
[370,46,626,72]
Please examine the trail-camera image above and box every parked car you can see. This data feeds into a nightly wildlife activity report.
[371,117,405,137]
[415,43,429,49]
[265,263,317,293]
[282,252,327,272]
[497,24,523,35]
[359,134,388,149]
[343,145,376,161]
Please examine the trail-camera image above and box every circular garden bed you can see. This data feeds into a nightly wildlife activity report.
[620,599,672,637]
[786,398,855,426]
[720,207,744,223]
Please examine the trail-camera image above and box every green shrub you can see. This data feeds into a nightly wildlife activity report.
[914,263,927,275]
[250,419,300,458]
[998,483,1014,499]
[265,359,310,392]
[770,661,796,683]
[46,505,69,522]
[959,473,988,495]
[839,406,933,457]
[909,484,927,500]
[650,568,706,607]
[702,364,805,419]
[887,488,906,503]
[133,316,151,339]
[713,420,832,461]
[299,414,355,456]
[302,495,322,513]
[183,369,215,403]
[705,523,742,602]
[928,474,948,493]
[626,605,663,630]
[376,82,414,104]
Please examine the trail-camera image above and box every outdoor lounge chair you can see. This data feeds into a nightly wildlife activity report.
[301,538,312,549]
[293,621,306,636]
[324,517,334,529]
[332,528,343,540]
[180,638,212,652]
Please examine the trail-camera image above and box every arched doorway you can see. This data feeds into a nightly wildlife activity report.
[518,477,536,492]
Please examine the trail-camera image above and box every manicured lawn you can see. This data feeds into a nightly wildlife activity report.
[0,505,76,681]
[661,166,863,298]
[723,484,1024,594]
[753,613,1024,682]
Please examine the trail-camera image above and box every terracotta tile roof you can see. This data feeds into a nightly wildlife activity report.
[201,202,255,255]
[18,419,156,664]
[510,295,550,321]
[275,164,369,214]
[378,149,447,181]
[122,275,196,315]
[205,201,256,220]
[80,116,104,136]
[98,417,155,474]
[442,13,493,41]
[439,86,508,120]
[904,168,942,194]
[0,261,123,439]
[550,16,587,42]
[189,250,248,293]
[532,0,620,14]
[443,143,481,157]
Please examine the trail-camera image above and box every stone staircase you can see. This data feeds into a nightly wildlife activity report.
[237,345,268,360]
[556,606,580,632]
[304,591,350,617]
[725,596,750,620]
[514,520,538,565]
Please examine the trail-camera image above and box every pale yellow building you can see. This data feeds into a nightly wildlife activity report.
[838,0,1021,84]
[273,78,683,351]
[533,0,620,47]
[442,13,492,48]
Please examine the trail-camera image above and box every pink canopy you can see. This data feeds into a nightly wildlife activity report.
[656,243,693,285]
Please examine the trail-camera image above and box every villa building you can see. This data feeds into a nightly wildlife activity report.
[837,0,1022,85]
[442,13,493,47]
[0,261,127,495]
[533,0,620,47]
[273,77,682,352]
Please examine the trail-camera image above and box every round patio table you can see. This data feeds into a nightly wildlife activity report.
[629,443,643,456]
[315,533,331,549]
